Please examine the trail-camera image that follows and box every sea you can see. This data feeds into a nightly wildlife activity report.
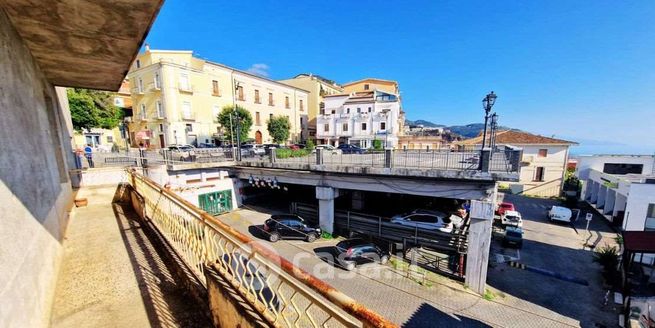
[569,144,655,157]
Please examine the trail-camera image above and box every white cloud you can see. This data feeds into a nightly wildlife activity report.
[246,63,270,77]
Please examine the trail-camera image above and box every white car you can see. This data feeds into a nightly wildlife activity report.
[548,206,572,223]
[313,144,342,155]
[410,209,465,229]
[501,210,523,227]
[391,210,459,233]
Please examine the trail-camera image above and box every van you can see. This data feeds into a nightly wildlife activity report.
[548,206,572,223]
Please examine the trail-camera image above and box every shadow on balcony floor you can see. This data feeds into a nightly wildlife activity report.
[50,185,211,327]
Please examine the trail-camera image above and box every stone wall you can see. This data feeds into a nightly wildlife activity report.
[0,10,75,327]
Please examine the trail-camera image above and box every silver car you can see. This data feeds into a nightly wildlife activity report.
[391,209,458,233]
[313,144,342,155]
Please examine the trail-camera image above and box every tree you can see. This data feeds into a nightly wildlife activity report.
[216,105,252,143]
[67,88,123,131]
[305,138,315,151]
[267,116,291,144]
[372,139,383,150]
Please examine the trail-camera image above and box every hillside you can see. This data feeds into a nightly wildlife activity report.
[405,119,516,138]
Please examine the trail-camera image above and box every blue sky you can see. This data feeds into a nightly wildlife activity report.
[144,1,655,154]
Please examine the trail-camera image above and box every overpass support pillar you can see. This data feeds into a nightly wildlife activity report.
[465,199,495,295]
[316,186,339,235]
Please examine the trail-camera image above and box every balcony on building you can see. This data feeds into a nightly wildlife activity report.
[180,111,196,121]
[178,83,194,94]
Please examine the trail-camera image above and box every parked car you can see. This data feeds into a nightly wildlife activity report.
[501,210,523,227]
[330,239,390,271]
[391,211,455,233]
[503,226,523,248]
[198,143,216,148]
[337,144,364,154]
[410,209,465,229]
[496,202,515,216]
[548,206,573,223]
[240,144,265,156]
[220,253,280,310]
[162,144,196,161]
[312,144,343,155]
[263,214,321,242]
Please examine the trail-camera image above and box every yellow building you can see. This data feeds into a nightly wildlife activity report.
[127,48,309,148]
[279,73,343,141]
[342,78,399,94]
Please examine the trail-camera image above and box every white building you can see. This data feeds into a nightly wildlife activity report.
[316,90,401,148]
[456,130,578,197]
[576,155,655,233]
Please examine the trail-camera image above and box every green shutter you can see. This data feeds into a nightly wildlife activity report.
[198,190,233,215]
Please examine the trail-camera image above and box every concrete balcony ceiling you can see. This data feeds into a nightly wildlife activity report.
[1,0,163,90]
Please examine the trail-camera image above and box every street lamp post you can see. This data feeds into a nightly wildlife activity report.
[490,113,499,150]
[480,91,497,169]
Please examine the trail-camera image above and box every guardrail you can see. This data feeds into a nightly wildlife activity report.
[127,170,395,328]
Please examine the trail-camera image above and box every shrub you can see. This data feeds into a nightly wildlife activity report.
[276,148,310,159]
[372,139,383,150]
[306,139,315,151]
[593,245,619,272]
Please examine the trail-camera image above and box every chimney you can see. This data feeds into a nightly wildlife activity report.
[145,43,151,52]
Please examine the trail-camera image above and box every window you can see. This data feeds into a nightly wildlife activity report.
[331,109,336,114]
[212,80,220,96]
[106,135,113,143]
[159,124,164,132]
[156,101,164,117]
[380,122,386,131]
[300,117,304,126]
[342,123,348,132]
[324,124,329,132]
[285,96,290,109]
[646,204,655,231]
[212,105,220,122]
[603,163,644,175]
[534,167,545,182]
[346,108,350,114]
[256,112,261,125]
[154,72,161,89]
[299,99,304,111]
[268,92,274,106]
[179,73,190,90]
[182,101,192,119]
[114,97,124,107]
[364,84,369,90]
[136,59,141,68]
[357,108,361,113]
[538,149,548,157]
[140,103,146,119]
[138,78,144,93]
[237,85,245,101]
[269,113,273,121]
[368,107,372,113]
[254,89,261,103]
[185,124,193,132]
[361,123,367,130]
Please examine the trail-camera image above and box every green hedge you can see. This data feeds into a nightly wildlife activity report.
[276,148,311,159]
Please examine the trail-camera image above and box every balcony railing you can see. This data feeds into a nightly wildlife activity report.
[178,84,194,93]
[127,170,394,328]
[180,112,196,121]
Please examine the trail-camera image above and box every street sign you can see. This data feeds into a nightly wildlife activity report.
[586,213,593,221]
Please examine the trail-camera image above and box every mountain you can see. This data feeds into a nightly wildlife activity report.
[404,119,516,138]
[404,119,446,128]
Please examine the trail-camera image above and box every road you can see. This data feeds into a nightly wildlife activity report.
[216,204,587,327]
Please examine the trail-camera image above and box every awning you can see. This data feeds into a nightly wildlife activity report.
[623,231,655,253]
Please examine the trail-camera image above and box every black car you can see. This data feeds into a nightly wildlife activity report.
[263,214,321,243]
[502,226,523,248]
[220,253,280,311]
[330,239,390,271]
[337,144,364,154]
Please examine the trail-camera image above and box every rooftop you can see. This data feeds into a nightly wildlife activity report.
[342,77,398,86]
[457,130,578,146]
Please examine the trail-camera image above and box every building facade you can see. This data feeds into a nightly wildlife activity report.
[127,49,309,148]
[279,73,343,142]
[456,130,577,197]
[316,90,402,148]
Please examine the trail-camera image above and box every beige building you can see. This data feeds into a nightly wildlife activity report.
[342,78,399,94]
[457,130,578,197]
[127,49,309,148]
[279,73,343,141]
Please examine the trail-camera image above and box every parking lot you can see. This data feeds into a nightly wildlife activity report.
[488,194,619,328]
[214,195,618,327]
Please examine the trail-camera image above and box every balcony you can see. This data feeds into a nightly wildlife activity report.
[177,84,194,94]
[180,112,196,121]
[131,87,145,96]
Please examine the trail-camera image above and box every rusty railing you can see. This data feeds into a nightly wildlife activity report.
[127,170,395,328]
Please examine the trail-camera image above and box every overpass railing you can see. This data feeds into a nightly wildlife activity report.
[127,170,395,328]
